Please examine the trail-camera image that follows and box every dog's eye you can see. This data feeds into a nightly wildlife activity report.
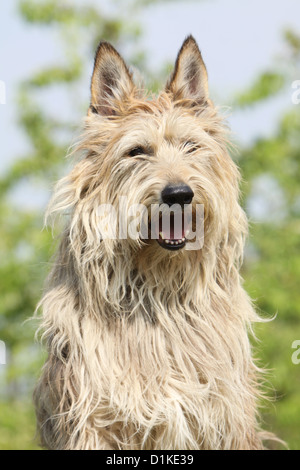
[183,141,200,153]
[128,147,146,157]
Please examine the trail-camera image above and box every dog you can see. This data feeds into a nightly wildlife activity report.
[34,35,274,450]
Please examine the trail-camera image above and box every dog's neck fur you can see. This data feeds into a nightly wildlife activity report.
[51,223,249,327]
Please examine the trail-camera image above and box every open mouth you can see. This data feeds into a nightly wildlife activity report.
[157,233,187,250]
[154,212,191,251]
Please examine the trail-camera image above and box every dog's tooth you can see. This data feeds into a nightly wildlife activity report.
[159,231,165,240]
[170,241,174,245]
[185,230,190,237]
[175,241,179,245]
[165,240,170,244]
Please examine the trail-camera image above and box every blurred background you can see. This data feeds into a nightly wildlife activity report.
[0,0,299,450]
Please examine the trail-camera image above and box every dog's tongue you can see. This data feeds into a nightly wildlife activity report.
[166,223,184,240]
[159,214,186,241]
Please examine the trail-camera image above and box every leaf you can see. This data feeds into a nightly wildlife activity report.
[26,63,82,87]
[235,71,285,107]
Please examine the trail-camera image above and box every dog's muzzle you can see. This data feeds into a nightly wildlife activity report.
[152,184,194,251]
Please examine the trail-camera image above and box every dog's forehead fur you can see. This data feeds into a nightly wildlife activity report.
[84,94,227,159]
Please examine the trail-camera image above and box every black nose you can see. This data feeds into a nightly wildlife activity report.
[161,184,194,206]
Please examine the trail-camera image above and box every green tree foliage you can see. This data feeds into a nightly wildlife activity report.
[235,72,286,107]
[235,31,300,449]
[0,0,299,450]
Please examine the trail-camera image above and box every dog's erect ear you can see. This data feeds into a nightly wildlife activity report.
[90,41,134,116]
[166,36,209,105]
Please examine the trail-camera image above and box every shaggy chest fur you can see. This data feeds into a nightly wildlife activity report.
[90,314,251,450]
[77,279,258,450]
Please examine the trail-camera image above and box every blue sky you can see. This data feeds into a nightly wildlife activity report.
[0,0,299,184]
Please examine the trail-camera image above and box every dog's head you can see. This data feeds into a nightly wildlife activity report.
[50,36,247,272]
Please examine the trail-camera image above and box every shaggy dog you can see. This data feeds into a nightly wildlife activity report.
[34,36,272,450]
